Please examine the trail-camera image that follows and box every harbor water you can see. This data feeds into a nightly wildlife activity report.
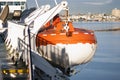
[70,22,120,80]
[0,22,120,80]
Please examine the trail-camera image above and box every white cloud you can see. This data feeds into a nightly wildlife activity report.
[82,0,113,6]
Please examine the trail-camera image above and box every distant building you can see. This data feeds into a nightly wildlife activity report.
[112,8,120,18]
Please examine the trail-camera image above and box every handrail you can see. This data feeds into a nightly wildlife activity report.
[18,30,34,80]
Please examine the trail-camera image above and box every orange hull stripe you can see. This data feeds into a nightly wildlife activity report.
[36,29,97,46]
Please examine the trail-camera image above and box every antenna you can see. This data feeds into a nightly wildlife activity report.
[54,0,58,5]
[35,0,39,8]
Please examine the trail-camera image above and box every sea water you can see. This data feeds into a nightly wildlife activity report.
[70,22,120,80]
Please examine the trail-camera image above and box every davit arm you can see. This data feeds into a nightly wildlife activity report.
[31,1,68,34]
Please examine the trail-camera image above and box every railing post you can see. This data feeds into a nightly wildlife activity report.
[28,27,34,80]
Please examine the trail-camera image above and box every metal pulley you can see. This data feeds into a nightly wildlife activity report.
[64,22,69,32]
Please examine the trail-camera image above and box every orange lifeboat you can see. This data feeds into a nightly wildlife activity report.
[36,15,97,70]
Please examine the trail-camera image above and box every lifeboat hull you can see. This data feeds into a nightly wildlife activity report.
[36,28,97,69]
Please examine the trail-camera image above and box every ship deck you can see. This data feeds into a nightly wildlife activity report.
[0,43,28,80]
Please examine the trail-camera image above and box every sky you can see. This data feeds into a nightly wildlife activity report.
[27,0,120,14]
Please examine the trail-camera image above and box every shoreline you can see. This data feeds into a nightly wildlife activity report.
[95,28,120,32]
